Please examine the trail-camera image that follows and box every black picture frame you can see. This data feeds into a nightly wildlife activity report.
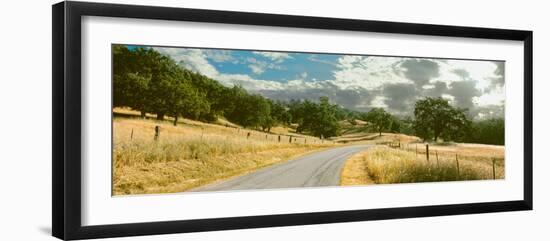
[52,1,533,240]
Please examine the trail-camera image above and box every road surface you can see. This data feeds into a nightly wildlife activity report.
[192,144,372,192]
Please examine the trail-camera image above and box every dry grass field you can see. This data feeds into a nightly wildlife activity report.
[341,144,504,185]
[334,132,421,145]
[114,108,505,193]
[112,109,335,195]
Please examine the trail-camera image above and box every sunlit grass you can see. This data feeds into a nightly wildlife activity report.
[113,117,334,195]
[341,146,504,185]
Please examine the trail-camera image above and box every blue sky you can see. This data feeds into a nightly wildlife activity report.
[129,45,506,119]
[201,49,340,83]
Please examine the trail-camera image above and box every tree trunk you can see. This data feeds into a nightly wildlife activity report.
[173,116,178,126]
[156,113,165,121]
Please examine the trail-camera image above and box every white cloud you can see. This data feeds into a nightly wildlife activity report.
[437,60,500,90]
[285,79,324,90]
[473,88,505,106]
[154,47,285,91]
[307,55,337,66]
[216,73,285,91]
[441,94,455,102]
[435,60,504,109]
[331,56,410,90]
[154,48,219,77]
[203,49,236,63]
[248,65,265,75]
[422,84,436,89]
[252,51,293,63]
[370,96,388,108]
[246,57,283,75]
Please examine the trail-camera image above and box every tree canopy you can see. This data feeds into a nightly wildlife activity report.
[413,97,470,142]
[362,108,393,136]
[113,45,210,123]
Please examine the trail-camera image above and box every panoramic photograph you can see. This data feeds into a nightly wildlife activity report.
[112,44,505,195]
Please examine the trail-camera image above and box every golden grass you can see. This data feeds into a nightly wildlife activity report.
[334,132,421,145]
[113,117,334,195]
[402,142,504,164]
[340,150,374,186]
[341,145,504,186]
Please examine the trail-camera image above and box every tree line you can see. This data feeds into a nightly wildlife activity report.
[113,45,504,144]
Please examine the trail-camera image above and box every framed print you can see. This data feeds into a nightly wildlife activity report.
[52,1,533,240]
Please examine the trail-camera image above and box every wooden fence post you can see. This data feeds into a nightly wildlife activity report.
[265,134,268,140]
[426,144,430,163]
[304,138,307,144]
[130,128,134,140]
[455,154,460,179]
[289,136,292,143]
[247,132,251,139]
[435,151,439,167]
[278,135,281,142]
[493,158,497,180]
[154,125,160,141]
[415,144,418,158]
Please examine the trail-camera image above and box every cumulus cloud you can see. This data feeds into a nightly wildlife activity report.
[423,81,449,98]
[369,96,387,108]
[203,49,237,63]
[471,104,505,120]
[252,51,292,63]
[154,48,219,77]
[452,68,470,80]
[154,47,285,91]
[248,65,264,75]
[488,62,505,89]
[259,82,376,112]
[473,89,505,107]
[331,56,409,90]
[307,55,337,66]
[246,57,284,75]
[400,59,441,88]
[383,83,417,115]
[448,80,482,109]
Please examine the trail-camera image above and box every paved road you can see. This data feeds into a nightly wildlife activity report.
[192,144,372,192]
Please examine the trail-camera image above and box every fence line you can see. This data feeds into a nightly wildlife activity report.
[385,141,503,180]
